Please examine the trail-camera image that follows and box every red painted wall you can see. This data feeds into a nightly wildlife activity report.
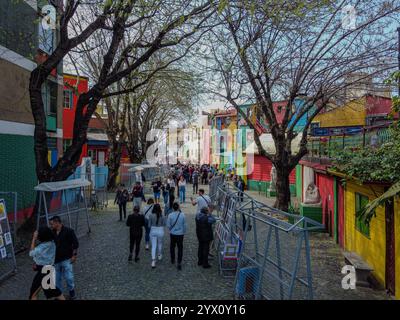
[365,95,393,116]
[63,75,89,139]
[63,74,89,162]
[248,155,296,184]
[316,173,335,235]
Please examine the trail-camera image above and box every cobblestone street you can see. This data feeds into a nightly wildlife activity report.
[0,186,392,300]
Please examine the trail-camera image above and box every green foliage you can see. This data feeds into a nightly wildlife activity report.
[331,127,400,184]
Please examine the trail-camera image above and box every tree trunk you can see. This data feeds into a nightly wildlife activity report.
[273,138,292,212]
[107,139,123,191]
[274,165,291,212]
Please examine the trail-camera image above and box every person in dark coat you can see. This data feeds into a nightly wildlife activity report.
[126,206,145,262]
[195,207,216,268]
[114,184,129,221]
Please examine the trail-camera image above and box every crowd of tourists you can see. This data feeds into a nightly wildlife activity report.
[28,163,225,300]
[112,163,219,271]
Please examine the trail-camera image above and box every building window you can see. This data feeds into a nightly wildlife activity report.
[355,193,370,237]
[42,81,58,115]
[63,89,73,109]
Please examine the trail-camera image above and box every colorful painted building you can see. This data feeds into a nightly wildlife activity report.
[326,174,400,299]
[0,0,64,222]
[63,73,89,163]
[298,93,399,298]
[210,108,238,171]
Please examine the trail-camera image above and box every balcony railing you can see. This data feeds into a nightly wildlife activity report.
[305,125,392,162]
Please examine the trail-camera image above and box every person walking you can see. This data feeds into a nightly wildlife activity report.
[178,176,186,204]
[148,204,166,268]
[161,180,170,207]
[191,189,212,215]
[195,207,216,268]
[192,169,199,195]
[237,176,245,203]
[152,178,162,204]
[166,191,175,216]
[29,227,65,300]
[49,216,79,300]
[143,198,155,250]
[131,181,145,209]
[114,184,129,221]
[126,206,145,262]
[201,168,208,185]
[166,202,186,271]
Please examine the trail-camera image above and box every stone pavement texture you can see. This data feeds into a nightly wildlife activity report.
[0,185,232,300]
[0,184,392,300]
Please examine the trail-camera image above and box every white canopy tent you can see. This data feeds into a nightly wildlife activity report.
[34,179,91,192]
[35,179,91,237]
[127,164,159,172]
[244,133,302,155]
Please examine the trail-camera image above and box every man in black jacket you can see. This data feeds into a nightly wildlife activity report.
[126,206,145,262]
[49,216,79,300]
[195,207,216,268]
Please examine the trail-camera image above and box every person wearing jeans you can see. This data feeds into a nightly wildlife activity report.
[148,204,166,268]
[167,202,187,270]
[178,176,186,203]
[49,216,79,300]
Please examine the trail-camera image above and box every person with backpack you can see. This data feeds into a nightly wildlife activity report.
[126,206,145,262]
[148,204,166,268]
[195,207,216,268]
[166,202,187,271]
[131,181,145,210]
[143,198,155,250]
[114,184,129,221]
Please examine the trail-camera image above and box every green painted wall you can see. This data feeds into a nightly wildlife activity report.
[0,134,37,214]
[247,179,297,197]
[296,165,302,201]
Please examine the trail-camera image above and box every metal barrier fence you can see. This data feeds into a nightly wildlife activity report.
[0,192,18,246]
[0,199,17,282]
[69,172,108,211]
[210,181,323,300]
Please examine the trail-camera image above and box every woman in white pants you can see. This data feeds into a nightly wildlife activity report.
[148,204,166,268]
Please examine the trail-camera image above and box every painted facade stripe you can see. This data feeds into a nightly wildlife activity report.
[0,120,34,136]
[0,45,37,71]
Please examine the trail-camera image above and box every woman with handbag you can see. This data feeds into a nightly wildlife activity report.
[166,202,187,271]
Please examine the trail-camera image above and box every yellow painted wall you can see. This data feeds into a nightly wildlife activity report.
[344,181,386,287]
[313,97,366,128]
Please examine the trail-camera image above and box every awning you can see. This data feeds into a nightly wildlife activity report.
[128,164,159,172]
[244,133,302,155]
[35,179,91,192]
